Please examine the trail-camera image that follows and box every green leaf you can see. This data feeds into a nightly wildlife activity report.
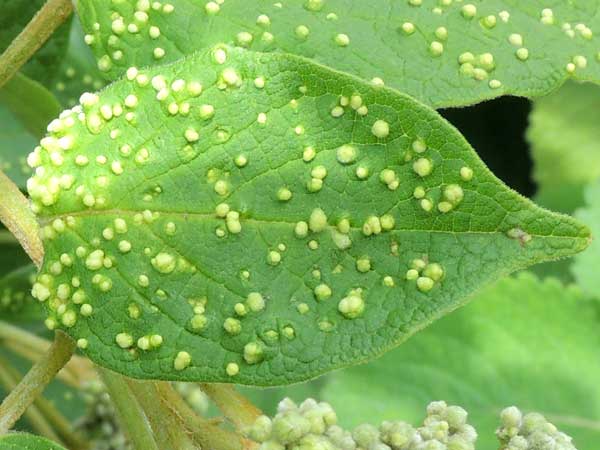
[0,265,43,322]
[528,81,600,213]
[571,182,600,298]
[0,0,72,86]
[0,73,62,139]
[321,272,600,449]
[27,46,589,384]
[0,433,66,450]
[78,0,600,108]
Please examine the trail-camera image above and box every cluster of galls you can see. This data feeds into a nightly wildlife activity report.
[497,407,577,450]
[244,399,477,450]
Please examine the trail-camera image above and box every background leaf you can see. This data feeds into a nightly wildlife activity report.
[51,18,109,108]
[528,81,600,213]
[0,433,66,450]
[571,182,600,298]
[28,46,589,385]
[0,105,36,189]
[0,264,43,322]
[79,0,600,108]
[0,74,61,139]
[321,272,600,450]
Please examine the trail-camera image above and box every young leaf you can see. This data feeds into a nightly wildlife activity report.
[572,182,600,298]
[27,46,589,385]
[78,0,600,108]
[0,265,42,322]
[0,433,66,450]
[528,81,600,213]
[321,272,600,448]
[0,0,71,86]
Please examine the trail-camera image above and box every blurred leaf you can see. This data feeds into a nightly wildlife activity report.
[0,433,66,450]
[0,264,43,322]
[0,0,72,86]
[572,182,600,298]
[0,73,61,139]
[0,103,35,189]
[321,272,600,450]
[528,81,600,213]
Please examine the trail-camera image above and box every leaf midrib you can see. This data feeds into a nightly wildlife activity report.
[37,208,587,240]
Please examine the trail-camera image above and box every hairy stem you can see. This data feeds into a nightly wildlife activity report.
[0,359,61,443]
[0,331,75,435]
[0,320,94,387]
[0,171,43,268]
[155,382,248,450]
[98,368,159,450]
[200,383,263,430]
[0,0,73,89]
[127,380,197,450]
[0,356,88,450]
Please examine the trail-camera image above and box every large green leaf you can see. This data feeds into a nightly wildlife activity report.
[528,81,600,213]
[27,45,589,385]
[0,434,66,450]
[0,0,71,86]
[572,182,600,298]
[321,272,600,450]
[78,0,600,108]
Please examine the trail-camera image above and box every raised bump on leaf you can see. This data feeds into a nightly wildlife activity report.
[27,45,589,385]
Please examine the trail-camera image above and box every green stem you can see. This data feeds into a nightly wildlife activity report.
[155,382,246,450]
[97,368,159,450]
[0,0,73,89]
[0,358,61,443]
[0,356,88,450]
[0,320,94,387]
[0,331,75,435]
[199,383,263,431]
[127,380,197,450]
[0,171,43,268]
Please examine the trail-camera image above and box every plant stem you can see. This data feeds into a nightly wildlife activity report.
[0,0,73,89]
[199,383,263,430]
[0,331,75,435]
[155,382,247,450]
[0,356,88,450]
[0,359,61,443]
[127,380,197,450]
[0,320,94,387]
[0,171,43,268]
[97,368,159,450]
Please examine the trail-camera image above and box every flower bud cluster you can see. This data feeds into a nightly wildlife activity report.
[497,407,577,450]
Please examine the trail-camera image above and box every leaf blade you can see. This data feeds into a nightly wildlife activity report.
[79,0,600,107]
[28,46,589,384]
